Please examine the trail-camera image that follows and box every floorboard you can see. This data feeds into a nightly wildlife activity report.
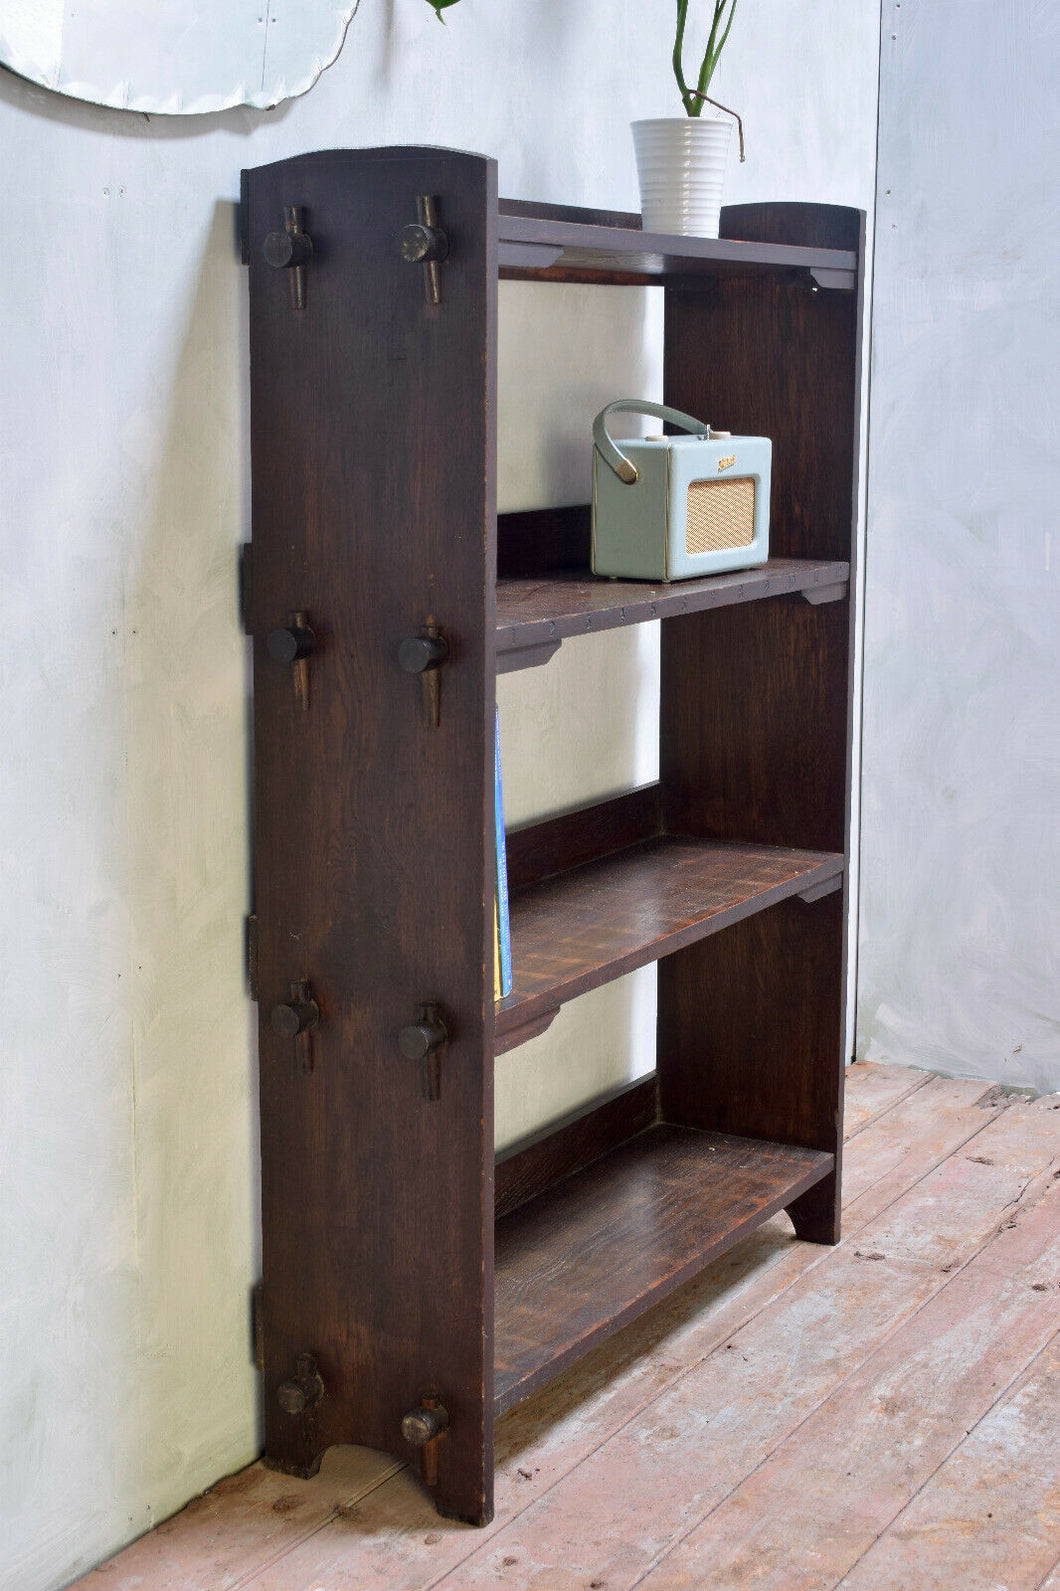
[415,1101,1060,1591]
[835,1333,1060,1591]
[631,1149,1060,1591]
[66,1066,1060,1591]
[841,1058,932,1137]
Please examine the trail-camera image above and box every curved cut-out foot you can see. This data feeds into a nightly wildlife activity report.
[787,1172,840,1245]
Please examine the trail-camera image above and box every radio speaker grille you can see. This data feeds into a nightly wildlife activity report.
[686,477,756,555]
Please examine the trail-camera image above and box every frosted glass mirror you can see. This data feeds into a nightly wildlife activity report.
[0,0,359,114]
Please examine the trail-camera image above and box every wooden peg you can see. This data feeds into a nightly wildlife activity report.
[399,196,448,306]
[397,621,449,728]
[401,1397,449,1487]
[271,979,320,1073]
[267,611,315,712]
[397,1003,448,1101]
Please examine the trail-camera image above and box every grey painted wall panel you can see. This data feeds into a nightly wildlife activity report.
[859,0,1060,1091]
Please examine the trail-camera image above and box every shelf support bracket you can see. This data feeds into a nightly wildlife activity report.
[496,639,562,675]
[494,1006,560,1056]
[798,874,844,905]
[801,581,848,606]
[809,265,857,292]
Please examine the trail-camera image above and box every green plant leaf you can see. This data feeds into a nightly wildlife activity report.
[426,0,461,17]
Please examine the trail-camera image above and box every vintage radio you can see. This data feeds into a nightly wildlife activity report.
[591,399,770,582]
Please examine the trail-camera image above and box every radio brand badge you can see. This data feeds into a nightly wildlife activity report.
[717,455,736,472]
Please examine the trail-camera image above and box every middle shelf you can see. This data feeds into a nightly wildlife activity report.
[495,831,844,1052]
[495,556,850,673]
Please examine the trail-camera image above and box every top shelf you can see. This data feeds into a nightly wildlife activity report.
[497,199,858,289]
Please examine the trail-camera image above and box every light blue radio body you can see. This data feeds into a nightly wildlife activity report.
[591,399,771,583]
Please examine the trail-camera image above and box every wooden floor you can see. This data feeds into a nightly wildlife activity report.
[74,1062,1060,1591]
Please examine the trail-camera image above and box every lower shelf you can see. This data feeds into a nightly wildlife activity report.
[493,1123,833,1415]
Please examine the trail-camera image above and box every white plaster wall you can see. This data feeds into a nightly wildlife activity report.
[858,0,1060,1093]
[0,4,879,1586]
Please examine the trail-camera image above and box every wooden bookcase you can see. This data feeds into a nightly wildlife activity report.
[240,146,864,1526]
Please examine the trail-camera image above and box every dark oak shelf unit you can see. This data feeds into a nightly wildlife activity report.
[242,146,864,1528]
[495,1124,834,1414]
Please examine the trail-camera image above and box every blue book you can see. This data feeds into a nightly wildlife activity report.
[494,706,513,998]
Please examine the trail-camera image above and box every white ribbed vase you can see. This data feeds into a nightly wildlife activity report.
[632,116,733,238]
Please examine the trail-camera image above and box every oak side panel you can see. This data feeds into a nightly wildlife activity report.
[245,147,497,1524]
[660,594,851,855]
[657,888,847,1239]
[659,203,865,1237]
[719,199,862,251]
[666,289,858,565]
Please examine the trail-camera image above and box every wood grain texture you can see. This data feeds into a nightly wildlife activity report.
[659,887,847,1239]
[494,1076,658,1220]
[662,197,865,839]
[633,1158,1060,1591]
[656,202,865,1251]
[245,147,498,1524]
[495,836,845,1041]
[835,1335,1060,1591]
[661,595,853,854]
[491,1005,559,1058]
[63,1449,402,1591]
[495,557,849,663]
[495,206,857,285]
[504,784,662,894]
[720,199,863,251]
[234,1074,1009,1591]
[669,210,863,568]
[842,1059,932,1137]
[494,1124,833,1413]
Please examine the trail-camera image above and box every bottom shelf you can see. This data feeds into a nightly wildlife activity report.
[494,1123,833,1414]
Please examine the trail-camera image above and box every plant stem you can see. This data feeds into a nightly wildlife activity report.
[696,0,738,106]
[673,0,695,116]
[674,0,739,118]
[694,0,724,108]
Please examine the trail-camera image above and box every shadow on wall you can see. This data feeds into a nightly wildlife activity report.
[120,198,262,1511]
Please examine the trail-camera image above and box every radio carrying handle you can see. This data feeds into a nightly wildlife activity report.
[593,399,722,486]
